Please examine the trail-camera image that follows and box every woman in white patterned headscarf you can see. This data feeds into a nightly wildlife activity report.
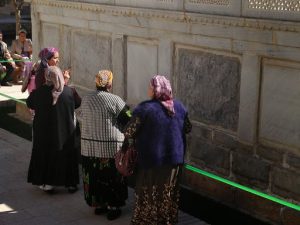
[80,70,131,221]
[44,65,65,105]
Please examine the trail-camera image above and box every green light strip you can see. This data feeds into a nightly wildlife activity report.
[0,92,26,105]
[185,164,300,211]
[0,59,32,63]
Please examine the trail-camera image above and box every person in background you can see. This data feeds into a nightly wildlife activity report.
[26,65,80,193]
[10,29,33,84]
[0,30,16,86]
[80,70,131,220]
[11,29,32,59]
[123,75,192,225]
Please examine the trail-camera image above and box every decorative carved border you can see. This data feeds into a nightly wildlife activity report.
[248,0,300,12]
[28,0,300,32]
[187,0,230,5]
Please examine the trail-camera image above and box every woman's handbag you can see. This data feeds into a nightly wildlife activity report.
[115,140,137,177]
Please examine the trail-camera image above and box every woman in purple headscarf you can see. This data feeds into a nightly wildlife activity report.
[35,47,60,89]
[123,75,192,225]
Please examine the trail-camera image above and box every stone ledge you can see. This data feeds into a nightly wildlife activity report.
[29,0,300,32]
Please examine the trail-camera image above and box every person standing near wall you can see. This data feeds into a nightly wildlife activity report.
[80,70,131,220]
[26,66,80,193]
[123,75,192,225]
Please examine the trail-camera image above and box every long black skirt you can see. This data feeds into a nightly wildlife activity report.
[27,137,79,187]
[81,156,128,208]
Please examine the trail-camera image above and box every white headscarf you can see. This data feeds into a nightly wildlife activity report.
[45,66,65,105]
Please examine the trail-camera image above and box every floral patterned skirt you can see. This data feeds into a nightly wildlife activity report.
[81,156,128,208]
[131,165,181,225]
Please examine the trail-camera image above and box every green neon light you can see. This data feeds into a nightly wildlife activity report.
[0,92,26,105]
[185,164,300,211]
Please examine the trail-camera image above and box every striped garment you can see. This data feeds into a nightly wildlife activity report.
[80,90,125,158]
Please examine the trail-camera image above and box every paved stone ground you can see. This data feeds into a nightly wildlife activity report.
[0,85,208,225]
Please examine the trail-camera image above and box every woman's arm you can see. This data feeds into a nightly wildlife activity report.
[123,116,141,139]
[116,105,131,131]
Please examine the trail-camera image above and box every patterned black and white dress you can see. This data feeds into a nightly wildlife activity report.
[80,90,130,208]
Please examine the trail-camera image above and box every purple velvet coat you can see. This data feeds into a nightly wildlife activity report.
[133,99,188,169]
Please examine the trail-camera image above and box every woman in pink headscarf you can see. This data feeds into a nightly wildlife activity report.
[123,75,192,225]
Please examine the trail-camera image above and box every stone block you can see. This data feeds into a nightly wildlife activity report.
[281,207,300,225]
[190,122,212,142]
[233,41,300,62]
[256,145,284,165]
[234,142,254,155]
[232,152,270,189]
[174,48,240,131]
[190,23,273,44]
[213,130,238,150]
[181,167,235,205]
[235,190,282,225]
[275,31,300,48]
[286,153,300,170]
[190,139,230,176]
[272,167,300,202]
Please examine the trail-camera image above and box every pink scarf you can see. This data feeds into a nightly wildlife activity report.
[150,75,175,116]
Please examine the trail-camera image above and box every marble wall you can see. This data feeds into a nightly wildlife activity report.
[26,0,300,223]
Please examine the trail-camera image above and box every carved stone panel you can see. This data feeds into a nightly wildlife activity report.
[259,59,300,149]
[175,48,241,131]
[127,38,158,105]
[71,31,112,89]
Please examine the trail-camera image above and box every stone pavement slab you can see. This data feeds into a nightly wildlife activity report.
[0,128,207,225]
[0,84,28,102]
